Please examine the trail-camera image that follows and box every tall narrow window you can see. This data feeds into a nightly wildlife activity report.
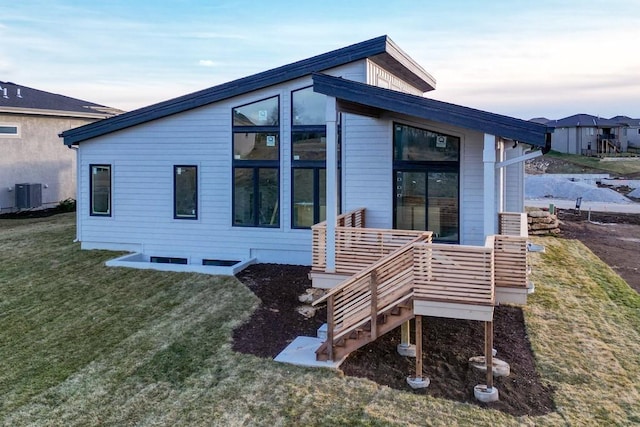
[174,165,197,219]
[90,164,111,216]
[232,96,280,227]
[393,123,459,242]
[291,87,327,228]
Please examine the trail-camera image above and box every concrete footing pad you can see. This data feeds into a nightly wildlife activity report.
[274,336,344,368]
[406,376,430,389]
[397,343,416,357]
[468,356,510,377]
[474,385,499,402]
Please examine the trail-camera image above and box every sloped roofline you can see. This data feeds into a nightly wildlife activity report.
[312,73,548,148]
[62,35,436,145]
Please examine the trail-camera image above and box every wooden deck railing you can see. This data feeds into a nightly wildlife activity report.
[413,240,494,306]
[314,233,498,359]
[493,235,528,289]
[314,232,431,351]
[498,212,528,237]
[312,208,431,274]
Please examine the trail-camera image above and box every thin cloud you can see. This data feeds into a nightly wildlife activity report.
[198,60,216,67]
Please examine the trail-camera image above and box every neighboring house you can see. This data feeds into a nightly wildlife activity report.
[543,113,632,155]
[611,115,640,150]
[0,81,121,213]
[61,35,549,271]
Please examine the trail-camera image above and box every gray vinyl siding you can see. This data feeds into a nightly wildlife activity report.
[77,62,365,265]
[504,144,525,213]
[459,130,485,245]
[341,114,393,228]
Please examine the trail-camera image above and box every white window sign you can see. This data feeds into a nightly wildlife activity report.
[266,135,276,146]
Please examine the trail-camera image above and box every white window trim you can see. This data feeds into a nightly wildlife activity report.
[0,123,20,138]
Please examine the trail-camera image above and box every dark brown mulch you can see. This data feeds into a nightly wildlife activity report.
[232,264,555,417]
[0,206,73,219]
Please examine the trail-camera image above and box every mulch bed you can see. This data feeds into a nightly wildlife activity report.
[232,264,555,416]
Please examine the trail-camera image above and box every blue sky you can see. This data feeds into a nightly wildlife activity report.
[1,0,639,119]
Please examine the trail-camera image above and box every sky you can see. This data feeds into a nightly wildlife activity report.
[1,0,639,120]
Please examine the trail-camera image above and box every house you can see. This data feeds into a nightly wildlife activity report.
[0,81,121,213]
[611,115,640,152]
[543,113,631,155]
[62,35,550,399]
[61,35,548,272]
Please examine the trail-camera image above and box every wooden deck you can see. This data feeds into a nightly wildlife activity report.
[312,209,532,362]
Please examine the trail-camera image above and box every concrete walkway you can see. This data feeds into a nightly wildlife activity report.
[526,198,640,214]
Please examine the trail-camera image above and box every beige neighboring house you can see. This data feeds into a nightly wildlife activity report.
[0,81,121,212]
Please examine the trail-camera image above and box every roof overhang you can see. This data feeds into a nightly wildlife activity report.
[312,73,549,148]
[0,106,114,120]
[62,35,435,146]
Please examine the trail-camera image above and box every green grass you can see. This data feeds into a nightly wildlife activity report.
[1,214,640,425]
[545,150,640,176]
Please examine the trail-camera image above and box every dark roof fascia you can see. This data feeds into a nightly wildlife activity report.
[312,73,548,147]
[63,35,435,146]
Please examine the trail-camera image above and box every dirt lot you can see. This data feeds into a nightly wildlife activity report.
[558,210,640,292]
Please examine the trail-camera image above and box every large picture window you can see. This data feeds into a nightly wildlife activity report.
[90,164,111,216]
[291,87,328,228]
[232,96,280,227]
[174,165,197,219]
[393,123,459,242]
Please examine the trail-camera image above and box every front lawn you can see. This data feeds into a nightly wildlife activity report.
[1,214,639,425]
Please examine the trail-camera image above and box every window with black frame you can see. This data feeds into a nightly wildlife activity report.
[291,87,328,228]
[174,165,197,219]
[393,123,460,242]
[232,96,280,227]
[90,164,111,216]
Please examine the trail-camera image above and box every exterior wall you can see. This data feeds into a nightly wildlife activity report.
[76,62,365,265]
[342,112,486,246]
[550,126,598,154]
[627,126,640,148]
[504,144,525,213]
[0,113,97,212]
[366,60,423,95]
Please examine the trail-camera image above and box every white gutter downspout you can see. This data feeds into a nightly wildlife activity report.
[68,144,81,243]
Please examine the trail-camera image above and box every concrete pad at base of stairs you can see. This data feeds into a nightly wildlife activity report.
[274,336,345,369]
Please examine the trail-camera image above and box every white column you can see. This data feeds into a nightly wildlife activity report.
[483,133,497,237]
[496,139,505,214]
[325,97,338,272]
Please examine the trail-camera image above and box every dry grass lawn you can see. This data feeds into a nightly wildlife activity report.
[1,213,639,425]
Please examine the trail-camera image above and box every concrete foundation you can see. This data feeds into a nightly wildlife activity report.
[397,343,416,357]
[406,376,430,389]
[474,385,499,402]
[469,356,511,377]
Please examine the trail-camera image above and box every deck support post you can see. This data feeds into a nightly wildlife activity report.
[473,319,498,401]
[397,320,416,357]
[406,315,429,389]
[370,271,378,340]
[325,96,338,273]
[485,320,494,390]
[327,295,335,361]
[415,315,423,378]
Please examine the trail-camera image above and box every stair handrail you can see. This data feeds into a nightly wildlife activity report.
[312,231,432,307]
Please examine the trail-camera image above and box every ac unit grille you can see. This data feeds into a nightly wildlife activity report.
[15,183,42,209]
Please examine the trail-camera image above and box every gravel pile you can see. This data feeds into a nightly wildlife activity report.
[525,175,633,203]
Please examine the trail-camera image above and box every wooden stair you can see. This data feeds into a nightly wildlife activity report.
[316,298,414,361]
